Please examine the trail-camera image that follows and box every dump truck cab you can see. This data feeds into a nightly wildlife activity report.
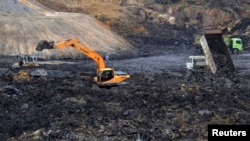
[223,35,243,54]
[186,55,207,70]
[230,37,243,53]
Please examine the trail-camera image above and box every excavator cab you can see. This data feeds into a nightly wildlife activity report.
[95,68,130,87]
[98,69,114,82]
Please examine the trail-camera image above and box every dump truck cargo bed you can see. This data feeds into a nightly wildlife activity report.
[200,29,235,74]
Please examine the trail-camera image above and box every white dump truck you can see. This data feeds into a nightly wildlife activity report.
[186,55,207,70]
[187,29,235,74]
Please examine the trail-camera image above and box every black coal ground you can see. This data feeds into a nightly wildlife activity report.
[0,52,250,141]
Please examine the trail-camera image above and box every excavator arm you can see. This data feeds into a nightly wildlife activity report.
[36,38,130,87]
[37,39,106,69]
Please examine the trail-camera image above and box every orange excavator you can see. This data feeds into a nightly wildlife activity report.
[36,38,130,87]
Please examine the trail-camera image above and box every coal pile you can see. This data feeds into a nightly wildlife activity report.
[0,68,250,141]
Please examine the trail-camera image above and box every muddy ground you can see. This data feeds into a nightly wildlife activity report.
[0,0,250,141]
[0,47,250,141]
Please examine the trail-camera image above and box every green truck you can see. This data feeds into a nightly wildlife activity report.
[223,35,243,54]
[193,34,243,54]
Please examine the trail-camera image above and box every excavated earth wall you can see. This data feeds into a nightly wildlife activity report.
[0,0,137,59]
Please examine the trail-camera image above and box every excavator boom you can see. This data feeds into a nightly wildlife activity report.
[36,39,105,69]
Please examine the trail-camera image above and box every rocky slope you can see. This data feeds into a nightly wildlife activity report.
[37,0,250,49]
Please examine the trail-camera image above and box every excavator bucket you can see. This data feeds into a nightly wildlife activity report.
[36,40,54,51]
[201,29,235,74]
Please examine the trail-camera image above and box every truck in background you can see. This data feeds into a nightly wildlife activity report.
[193,34,243,54]
[188,29,235,74]
[223,35,243,54]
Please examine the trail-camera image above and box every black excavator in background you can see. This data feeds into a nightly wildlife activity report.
[11,55,48,79]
